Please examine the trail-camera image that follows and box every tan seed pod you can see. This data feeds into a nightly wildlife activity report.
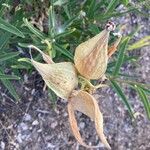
[31,59,78,100]
[68,90,111,149]
[74,21,115,79]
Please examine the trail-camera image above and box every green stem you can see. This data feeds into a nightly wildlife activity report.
[78,75,108,90]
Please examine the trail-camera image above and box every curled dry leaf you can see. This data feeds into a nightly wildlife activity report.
[74,21,115,79]
[30,46,78,100]
[68,90,111,149]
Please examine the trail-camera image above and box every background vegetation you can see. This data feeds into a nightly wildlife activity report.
[0,0,150,119]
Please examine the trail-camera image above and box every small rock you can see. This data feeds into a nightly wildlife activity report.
[31,89,35,95]
[1,141,5,150]
[79,122,85,129]
[63,112,68,117]
[16,133,23,143]
[24,113,32,121]
[37,129,42,133]
[24,74,28,83]
[32,120,39,126]
[47,143,55,148]
[20,123,28,131]
[29,127,32,130]
[51,121,58,129]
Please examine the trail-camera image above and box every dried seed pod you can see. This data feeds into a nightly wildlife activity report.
[74,21,115,79]
[30,47,78,100]
[68,90,111,149]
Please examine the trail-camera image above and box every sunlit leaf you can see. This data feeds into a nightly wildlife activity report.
[128,36,150,51]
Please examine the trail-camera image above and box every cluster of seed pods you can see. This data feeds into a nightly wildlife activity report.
[30,21,122,149]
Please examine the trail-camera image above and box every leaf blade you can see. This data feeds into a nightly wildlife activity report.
[0,52,20,62]
[0,68,19,101]
[0,74,20,80]
[110,79,134,118]
[113,37,130,76]
[0,17,24,38]
[134,86,150,119]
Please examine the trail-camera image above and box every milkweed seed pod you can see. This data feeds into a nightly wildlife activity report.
[30,46,78,100]
[74,21,116,79]
[68,90,111,149]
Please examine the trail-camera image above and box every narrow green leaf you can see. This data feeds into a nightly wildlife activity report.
[63,4,71,19]
[0,52,20,62]
[0,17,25,38]
[48,5,56,37]
[54,43,73,60]
[96,8,136,21]
[134,86,150,119]
[0,68,19,101]
[113,37,130,76]
[0,74,20,80]
[121,0,129,6]
[18,58,31,64]
[87,0,96,19]
[0,32,12,50]
[128,36,150,51]
[105,0,118,14]
[89,24,100,35]
[0,0,9,17]
[55,28,76,39]
[108,55,138,69]
[62,15,78,30]
[107,71,139,79]
[139,86,150,95]
[110,80,134,118]
[23,18,46,40]
[11,64,31,70]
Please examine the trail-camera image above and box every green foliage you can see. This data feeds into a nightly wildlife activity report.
[0,0,149,119]
[134,86,150,119]
[0,17,25,38]
[110,79,134,118]
[113,37,130,77]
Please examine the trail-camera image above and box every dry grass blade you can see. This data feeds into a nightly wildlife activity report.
[68,90,111,149]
